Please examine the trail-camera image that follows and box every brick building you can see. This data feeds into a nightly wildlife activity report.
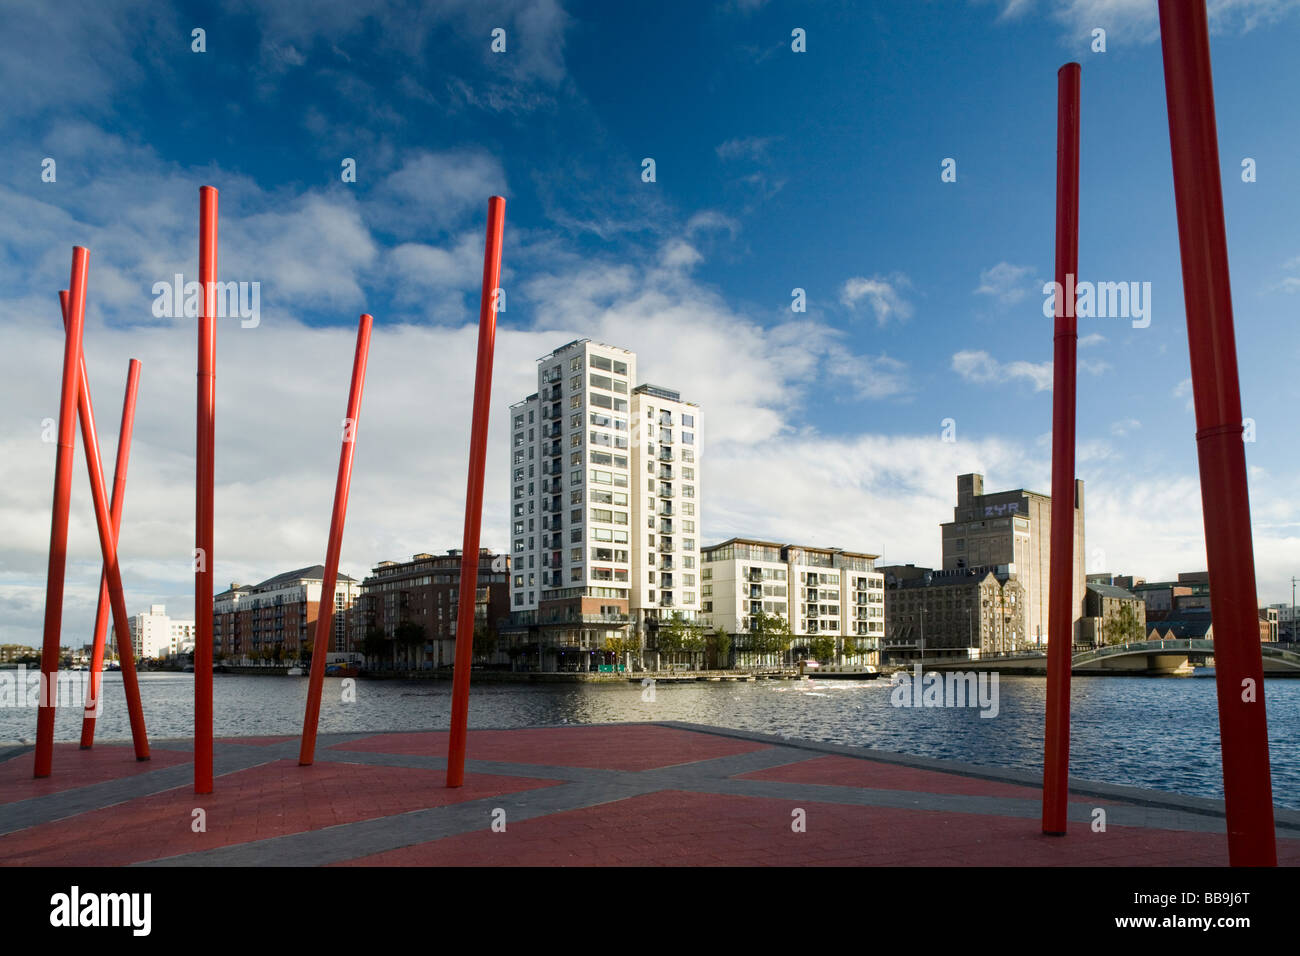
[213,565,359,662]
[346,550,511,669]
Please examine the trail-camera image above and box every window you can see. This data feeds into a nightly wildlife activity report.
[570,375,582,391]
[570,356,582,371]
[591,354,613,371]
[683,431,695,445]
[591,393,612,409]
[613,360,627,375]
[590,373,612,391]
[682,413,694,427]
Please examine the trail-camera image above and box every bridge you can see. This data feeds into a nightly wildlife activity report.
[910,640,1300,677]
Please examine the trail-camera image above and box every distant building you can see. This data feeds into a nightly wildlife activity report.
[119,605,195,659]
[880,564,1026,661]
[701,538,884,666]
[940,472,1085,647]
[213,566,359,662]
[1078,582,1146,646]
[347,550,510,668]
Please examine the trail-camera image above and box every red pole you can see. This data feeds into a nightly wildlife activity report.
[195,185,218,794]
[33,249,88,777]
[79,357,142,748]
[299,313,373,766]
[446,195,505,788]
[1157,0,1276,866]
[57,293,150,760]
[1042,62,1080,836]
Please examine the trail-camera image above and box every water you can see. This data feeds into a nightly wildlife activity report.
[2,671,1297,809]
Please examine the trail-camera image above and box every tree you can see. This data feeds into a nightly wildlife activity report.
[473,621,499,663]
[394,620,426,669]
[362,626,391,670]
[749,612,793,666]
[657,612,706,669]
[809,636,836,663]
[604,633,638,671]
[709,627,732,669]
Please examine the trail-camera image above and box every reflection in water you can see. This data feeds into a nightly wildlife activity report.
[3,671,1296,808]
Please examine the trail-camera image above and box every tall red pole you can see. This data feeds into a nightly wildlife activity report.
[33,249,88,778]
[446,195,505,788]
[195,185,218,794]
[79,357,142,748]
[1157,0,1276,866]
[1042,62,1080,836]
[299,313,373,766]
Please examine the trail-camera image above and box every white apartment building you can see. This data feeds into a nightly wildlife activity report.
[126,604,196,659]
[701,539,885,664]
[507,340,702,666]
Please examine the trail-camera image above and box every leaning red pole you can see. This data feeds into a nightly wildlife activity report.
[33,250,88,778]
[1042,62,1080,836]
[1157,0,1276,866]
[58,292,150,760]
[195,185,218,794]
[56,298,143,749]
[446,195,505,788]
[299,313,373,766]
[80,356,142,747]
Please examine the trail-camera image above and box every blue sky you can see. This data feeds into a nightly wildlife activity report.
[2,0,1298,645]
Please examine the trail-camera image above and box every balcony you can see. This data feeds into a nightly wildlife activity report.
[658,504,674,517]
[659,520,674,535]
[659,539,675,553]
[659,558,674,572]
[658,448,673,462]
[657,466,673,480]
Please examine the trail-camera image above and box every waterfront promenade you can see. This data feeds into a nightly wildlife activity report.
[1,722,1297,866]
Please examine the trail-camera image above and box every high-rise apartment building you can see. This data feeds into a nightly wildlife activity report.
[940,473,1084,645]
[505,339,702,668]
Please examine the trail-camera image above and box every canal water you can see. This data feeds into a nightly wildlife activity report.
[2,671,1297,809]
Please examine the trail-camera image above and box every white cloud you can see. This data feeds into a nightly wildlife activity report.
[974,262,1035,305]
[716,136,778,162]
[840,274,914,325]
[1110,417,1142,436]
[952,350,1053,391]
[1079,332,1107,347]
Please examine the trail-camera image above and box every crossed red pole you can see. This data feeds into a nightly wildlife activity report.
[35,252,150,775]
[74,351,142,750]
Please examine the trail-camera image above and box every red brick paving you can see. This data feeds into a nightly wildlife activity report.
[215,735,299,747]
[0,759,559,866]
[330,724,773,771]
[338,789,1300,868]
[0,744,191,805]
[738,754,1044,799]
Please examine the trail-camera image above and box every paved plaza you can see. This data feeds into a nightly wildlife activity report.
[1,722,1297,866]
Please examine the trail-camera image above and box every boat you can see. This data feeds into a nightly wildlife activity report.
[286,666,304,676]
[325,664,360,677]
[808,663,881,680]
